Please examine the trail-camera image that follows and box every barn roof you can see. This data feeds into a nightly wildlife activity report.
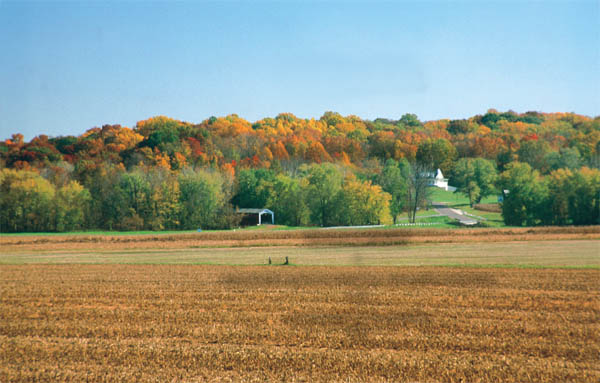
[237,208,273,214]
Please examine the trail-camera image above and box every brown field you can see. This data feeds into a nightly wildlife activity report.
[473,203,502,213]
[1,240,599,268]
[1,265,599,382]
[2,226,599,252]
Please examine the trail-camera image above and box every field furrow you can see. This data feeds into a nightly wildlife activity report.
[1,265,598,382]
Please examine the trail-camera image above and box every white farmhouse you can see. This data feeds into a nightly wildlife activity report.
[425,169,454,191]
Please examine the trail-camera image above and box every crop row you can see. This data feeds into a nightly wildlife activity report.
[1,265,599,382]
[2,226,599,252]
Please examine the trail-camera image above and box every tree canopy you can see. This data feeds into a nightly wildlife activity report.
[1,110,598,231]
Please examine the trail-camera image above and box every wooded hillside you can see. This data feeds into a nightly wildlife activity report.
[1,110,599,232]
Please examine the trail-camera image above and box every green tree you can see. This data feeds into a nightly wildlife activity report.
[179,169,226,230]
[398,113,422,128]
[54,181,91,232]
[567,167,600,225]
[544,147,581,172]
[517,139,551,172]
[136,116,185,155]
[376,159,408,223]
[85,164,126,230]
[547,168,574,225]
[447,119,473,135]
[547,167,600,225]
[498,162,548,226]
[416,138,458,175]
[232,168,276,208]
[301,163,343,226]
[116,171,152,230]
[263,174,310,226]
[405,163,432,224]
[0,169,56,232]
[452,158,498,207]
[0,169,24,232]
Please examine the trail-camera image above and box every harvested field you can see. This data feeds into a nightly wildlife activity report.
[1,226,599,252]
[1,240,599,268]
[1,265,598,382]
[473,203,502,213]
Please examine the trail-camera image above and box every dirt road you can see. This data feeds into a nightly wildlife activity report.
[433,203,478,225]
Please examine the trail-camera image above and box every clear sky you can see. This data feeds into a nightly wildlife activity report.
[1,0,598,140]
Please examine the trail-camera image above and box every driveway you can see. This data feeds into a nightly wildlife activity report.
[432,203,478,226]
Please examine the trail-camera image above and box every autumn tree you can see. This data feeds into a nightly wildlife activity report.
[333,175,392,226]
[1,110,598,231]
[0,169,56,232]
[305,141,333,163]
[369,131,396,160]
[145,168,181,230]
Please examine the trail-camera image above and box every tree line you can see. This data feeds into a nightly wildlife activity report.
[1,110,599,232]
[1,158,598,232]
[0,163,395,232]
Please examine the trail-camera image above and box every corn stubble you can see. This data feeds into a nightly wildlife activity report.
[1,266,598,382]
[3,226,599,252]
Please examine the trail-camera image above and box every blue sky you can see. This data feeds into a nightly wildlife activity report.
[1,0,598,140]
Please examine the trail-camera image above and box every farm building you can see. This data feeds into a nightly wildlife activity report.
[236,208,275,226]
[424,169,455,191]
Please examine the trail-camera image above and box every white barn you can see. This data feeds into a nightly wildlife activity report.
[236,208,275,225]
